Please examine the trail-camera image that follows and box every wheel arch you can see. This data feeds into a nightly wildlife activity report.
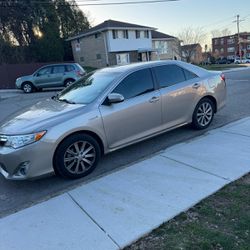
[21,81,34,88]
[64,78,75,85]
[53,130,105,159]
[198,95,217,113]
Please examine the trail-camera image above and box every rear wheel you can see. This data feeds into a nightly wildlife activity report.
[22,82,33,93]
[54,134,101,179]
[64,79,75,87]
[192,98,215,130]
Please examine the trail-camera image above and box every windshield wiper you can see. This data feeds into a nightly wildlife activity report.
[58,98,76,104]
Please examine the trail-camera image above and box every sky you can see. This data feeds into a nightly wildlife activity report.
[80,0,250,47]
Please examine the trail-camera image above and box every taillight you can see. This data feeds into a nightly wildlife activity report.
[220,73,226,82]
[76,70,84,76]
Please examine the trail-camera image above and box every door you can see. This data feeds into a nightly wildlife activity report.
[153,64,201,128]
[99,68,162,149]
[34,66,52,87]
[49,65,66,87]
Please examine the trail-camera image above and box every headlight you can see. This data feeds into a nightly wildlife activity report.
[2,131,46,149]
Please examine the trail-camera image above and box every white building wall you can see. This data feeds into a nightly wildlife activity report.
[106,30,152,52]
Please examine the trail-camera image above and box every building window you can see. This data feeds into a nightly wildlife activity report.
[227,47,235,53]
[154,41,168,54]
[96,54,102,60]
[246,53,250,58]
[227,38,235,44]
[80,57,84,62]
[220,48,224,53]
[116,53,130,65]
[123,30,129,39]
[95,33,101,39]
[144,30,149,38]
[136,30,140,39]
[112,30,118,39]
[220,38,224,45]
[247,36,250,41]
[214,39,218,45]
[247,44,250,50]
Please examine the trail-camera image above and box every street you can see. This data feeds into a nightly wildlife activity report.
[0,68,250,219]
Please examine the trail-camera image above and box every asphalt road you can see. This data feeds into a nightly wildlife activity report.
[0,68,250,218]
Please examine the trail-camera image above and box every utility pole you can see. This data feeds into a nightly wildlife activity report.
[233,15,244,61]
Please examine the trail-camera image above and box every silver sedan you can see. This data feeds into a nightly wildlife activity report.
[0,61,226,180]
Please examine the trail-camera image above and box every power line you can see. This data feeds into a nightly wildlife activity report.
[0,0,180,7]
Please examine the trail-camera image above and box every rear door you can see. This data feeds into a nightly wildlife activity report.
[153,64,202,128]
[49,65,66,87]
[99,68,162,149]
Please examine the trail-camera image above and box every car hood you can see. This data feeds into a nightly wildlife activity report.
[17,75,33,82]
[0,98,86,134]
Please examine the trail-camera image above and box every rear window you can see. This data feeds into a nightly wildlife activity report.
[183,68,198,80]
[153,65,186,88]
[53,65,65,74]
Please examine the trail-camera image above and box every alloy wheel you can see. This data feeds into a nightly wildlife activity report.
[196,102,213,127]
[63,141,96,175]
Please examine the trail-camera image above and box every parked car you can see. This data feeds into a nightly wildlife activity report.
[0,61,226,180]
[215,58,233,64]
[15,63,86,93]
[234,58,250,64]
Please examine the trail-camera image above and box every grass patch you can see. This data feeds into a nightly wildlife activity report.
[200,64,247,71]
[124,174,250,250]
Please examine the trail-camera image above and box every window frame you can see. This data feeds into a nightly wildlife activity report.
[152,64,198,89]
[36,66,52,76]
[52,65,66,74]
[107,68,157,102]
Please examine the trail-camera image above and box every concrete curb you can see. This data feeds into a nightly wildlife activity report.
[0,89,22,101]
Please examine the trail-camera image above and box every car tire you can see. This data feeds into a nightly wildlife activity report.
[64,79,75,87]
[22,82,34,93]
[54,133,101,179]
[192,98,215,130]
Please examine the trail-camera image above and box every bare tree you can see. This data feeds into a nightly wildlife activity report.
[178,27,207,63]
[211,28,232,38]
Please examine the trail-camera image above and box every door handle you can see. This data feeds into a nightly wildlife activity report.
[192,83,201,89]
[149,96,160,103]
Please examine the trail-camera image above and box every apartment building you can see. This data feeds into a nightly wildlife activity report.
[212,32,250,59]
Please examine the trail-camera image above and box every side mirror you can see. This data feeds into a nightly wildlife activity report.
[107,93,124,104]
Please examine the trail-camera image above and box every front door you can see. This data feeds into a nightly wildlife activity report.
[99,68,162,149]
[34,66,52,87]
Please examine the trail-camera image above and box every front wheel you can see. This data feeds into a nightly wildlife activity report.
[22,82,33,93]
[54,134,101,179]
[192,98,215,130]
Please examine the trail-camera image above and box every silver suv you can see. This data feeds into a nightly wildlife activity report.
[15,63,86,93]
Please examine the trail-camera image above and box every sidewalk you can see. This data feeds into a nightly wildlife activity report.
[1,118,250,250]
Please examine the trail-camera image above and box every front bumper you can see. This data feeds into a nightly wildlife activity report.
[0,140,55,180]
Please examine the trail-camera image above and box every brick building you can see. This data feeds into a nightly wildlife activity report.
[212,32,250,60]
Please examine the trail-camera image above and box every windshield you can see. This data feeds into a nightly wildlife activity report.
[57,71,120,104]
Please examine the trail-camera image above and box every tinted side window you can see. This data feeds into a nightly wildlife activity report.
[154,65,186,88]
[65,65,75,72]
[53,65,65,74]
[37,67,52,76]
[112,69,154,99]
[183,68,198,80]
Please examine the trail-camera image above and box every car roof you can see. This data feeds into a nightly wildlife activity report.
[98,60,209,77]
